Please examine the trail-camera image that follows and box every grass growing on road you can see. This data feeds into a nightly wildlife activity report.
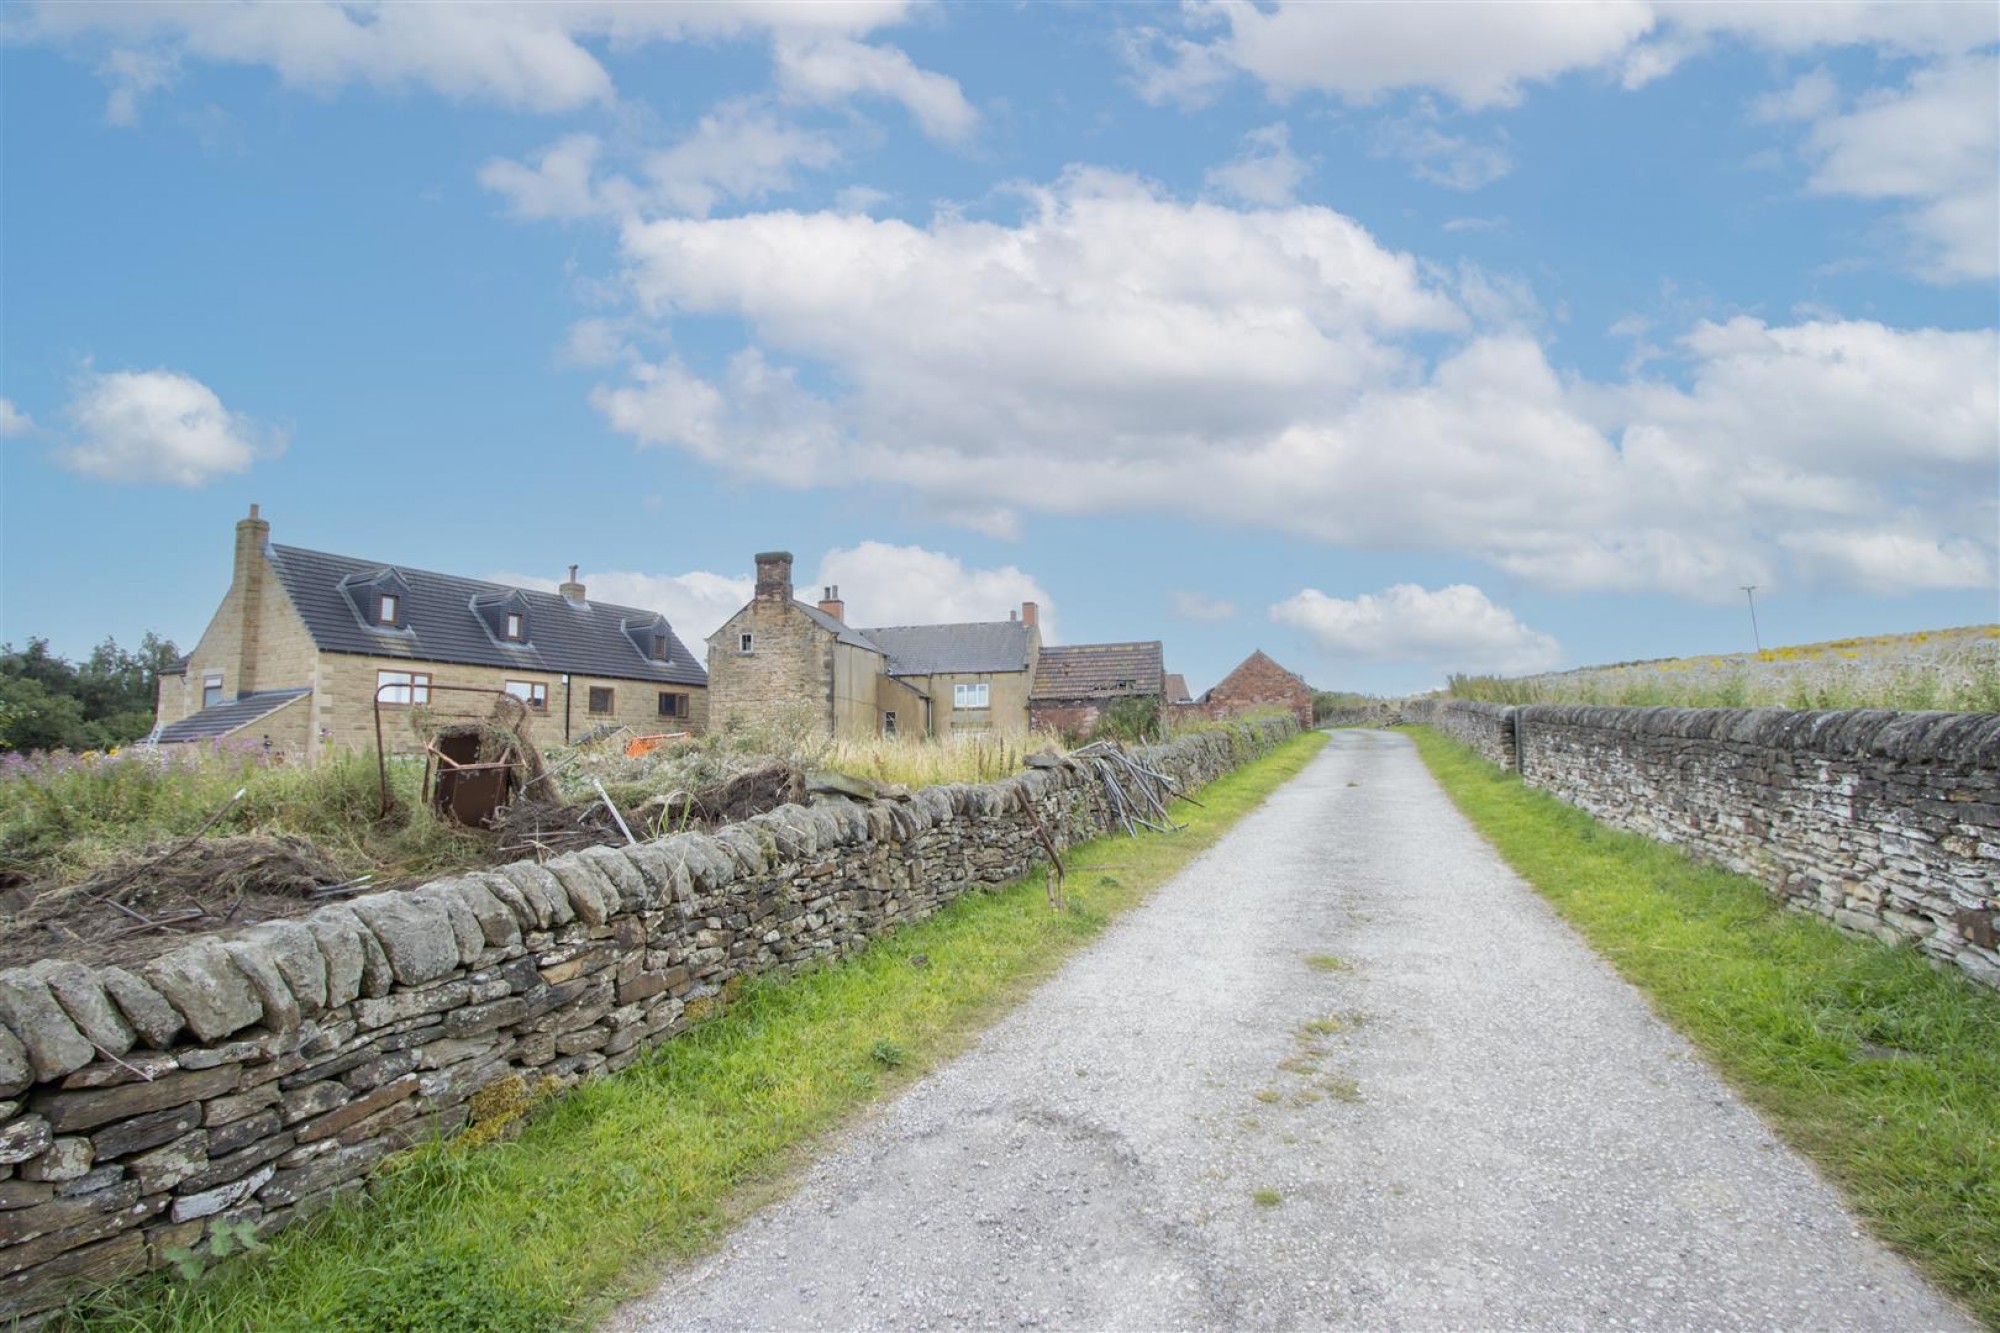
[1411,727,2000,1327]
[67,731,1327,1333]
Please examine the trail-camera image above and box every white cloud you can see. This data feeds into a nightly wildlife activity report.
[56,367,284,486]
[1125,0,1995,111]
[0,399,34,437]
[494,568,753,646]
[1793,56,1999,283]
[1205,122,1310,206]
[1171,591,1238,623]
[1442,215,1508,233]
[773,35,979,143]
[1751,67,1840,123]
[1272,583,1563,675]
[481,104,843,223]
[585,169,1995,602]
[1372,100,1514,190]
[813,542,1057,640]
[22,1,950,125]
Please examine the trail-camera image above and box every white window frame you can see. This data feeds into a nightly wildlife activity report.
[883,710,898,737]
[739,632,754,654]
[505,679,548,711]
[953,681,990,709]
[376,669,431,705]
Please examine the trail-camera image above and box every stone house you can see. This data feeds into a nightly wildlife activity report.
[706,552,1044,739]
[152,506,708,761]
[1187,650,1315,727]
[1028,641,1166,736]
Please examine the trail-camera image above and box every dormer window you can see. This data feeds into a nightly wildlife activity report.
[505,611,525,641]
[652,632,669,661]
[377,593,399,625]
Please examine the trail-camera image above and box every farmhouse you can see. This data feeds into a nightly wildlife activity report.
[152,506,708,761]
[706,552,1042,739]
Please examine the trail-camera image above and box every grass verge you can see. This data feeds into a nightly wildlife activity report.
[66,730,1328,1332]
[1409,726,2000,1327]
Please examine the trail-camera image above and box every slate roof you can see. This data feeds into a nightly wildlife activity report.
[153,689,311,744]
[858,621,1037,677]
[1031,642,1165,700]
[797,601,880,649]
[1162,673,1192,705]
[266,544,707,686]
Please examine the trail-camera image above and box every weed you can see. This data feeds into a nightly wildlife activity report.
[1253,1088,1283,1105]
[868,1039,907,1069]
[1317,1075,1361,1103]
[1252,1188,1283,1208]
[1303,954,1350,973]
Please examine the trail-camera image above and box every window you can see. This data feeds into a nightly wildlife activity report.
[883,710,897,737]
[652,632,669,661]
[202,673,224,709]
[376,670,431,705]
[504,611,525,641]
[505,680,548,711]
[588,686,614,715]
[377,593,399,625]
[657,691,688,719]
[953,681,990,709]
[739,632,754,654]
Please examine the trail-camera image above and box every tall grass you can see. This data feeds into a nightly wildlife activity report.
[1411,728,2000,1325]
[1448,625,2000,712]
[61,731,1329,1332]
[0,744,485,891]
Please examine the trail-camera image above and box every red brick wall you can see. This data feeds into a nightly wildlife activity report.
[1200,653,1314,727]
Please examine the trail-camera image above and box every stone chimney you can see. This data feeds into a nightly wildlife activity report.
[755,551,794,603]
[234,503,270,697]
[1020,601,1039,630]
[817,584,845,623]
[559,564,586,604]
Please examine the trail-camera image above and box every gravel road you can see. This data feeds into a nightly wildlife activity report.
[607,729,1973,1331]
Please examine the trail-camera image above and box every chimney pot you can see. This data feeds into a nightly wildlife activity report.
[559,564,587,603]
[1021,601,1039,629]
[817,581,845,624]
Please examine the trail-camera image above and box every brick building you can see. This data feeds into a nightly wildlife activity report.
[151,506,708,760]
[1187,650,1315,727]
[1028,641,1166,736]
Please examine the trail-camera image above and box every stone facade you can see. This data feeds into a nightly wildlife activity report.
[0,718,1297,1319]
[1411,700,2000,989]
[153,509,706,762]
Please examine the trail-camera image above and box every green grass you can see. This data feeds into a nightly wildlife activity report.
[64,731,1328,1332]
[1410,727,2000,1327]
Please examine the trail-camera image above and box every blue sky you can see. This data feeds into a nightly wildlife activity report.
[3,1,1995,696]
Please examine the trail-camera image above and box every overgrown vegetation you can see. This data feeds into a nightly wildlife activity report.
[0,635,180,752]
[61,731,1328,1331]
[1410,728,2000,1325]
[1446,624,2000,712]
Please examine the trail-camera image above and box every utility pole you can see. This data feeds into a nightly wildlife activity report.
[1741,585,1763,653]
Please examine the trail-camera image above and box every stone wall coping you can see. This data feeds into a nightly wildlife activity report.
[1515,704,2000,764]
[0,718,1294,1099]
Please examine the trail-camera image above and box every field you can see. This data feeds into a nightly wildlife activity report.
[1448,624,2000,711]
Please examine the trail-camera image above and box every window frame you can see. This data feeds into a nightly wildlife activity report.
[376,669,432,706]
[587,685,615,716]
[739,632,754,654]
[505,679,549,711]
[377,592,400,626]
[883,710,898,737]
[202,673,225,709]
[952,681,990,710]
[503,611,525,642]
[657,690,689,719]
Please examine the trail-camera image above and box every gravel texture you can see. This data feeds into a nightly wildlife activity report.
[607,729,1974,1331]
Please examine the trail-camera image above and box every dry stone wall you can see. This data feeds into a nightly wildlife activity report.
[1412,701,2000,989]
[0,717,1295,1320]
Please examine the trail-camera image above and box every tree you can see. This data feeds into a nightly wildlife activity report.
[0,634,181,752]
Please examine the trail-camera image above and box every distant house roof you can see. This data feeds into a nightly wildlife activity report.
[1031,642,1165,701]
[860,621,1037,677]
[1162,673,1192,705]
[797,601,881,650]
[153,689,311,744]
[267,544,706,686]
